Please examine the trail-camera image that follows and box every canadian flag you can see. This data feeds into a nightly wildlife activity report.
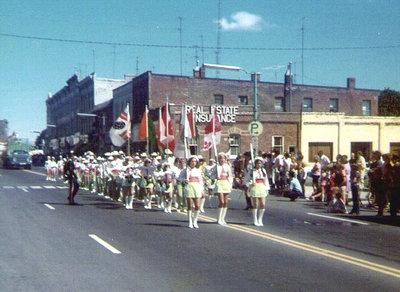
[109,104,131,147]
[156,103,175,152]
[203,107,221,151]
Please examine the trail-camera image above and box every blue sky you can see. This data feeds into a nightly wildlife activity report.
[1,0,399,143]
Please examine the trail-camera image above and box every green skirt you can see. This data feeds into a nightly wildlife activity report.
[250,183,268,198]
[184,182,202,199]
[213,179,231,194]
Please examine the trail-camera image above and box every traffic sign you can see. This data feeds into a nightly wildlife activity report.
[248,121,263,136]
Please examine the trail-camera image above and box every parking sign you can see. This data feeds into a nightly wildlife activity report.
[248,121,263,136]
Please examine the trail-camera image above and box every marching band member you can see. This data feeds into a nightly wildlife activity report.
[179,156,204,228]
[162,163,174,213]
[212,153,233,225]
[174,158,187,213]
[139,158,156,209]
[153,163,165,209]
[244,157,270,226]
[122,162,140,210]
[205,158,217,208]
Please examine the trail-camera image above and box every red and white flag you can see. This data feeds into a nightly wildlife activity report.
[203,107,221,151]
[156,103,175,151]
[109,104,131,147]
[179,105,196,140]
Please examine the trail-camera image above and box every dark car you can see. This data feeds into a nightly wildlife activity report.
[5,150,32,169]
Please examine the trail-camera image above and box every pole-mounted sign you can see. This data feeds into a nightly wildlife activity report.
[248,121,263,136]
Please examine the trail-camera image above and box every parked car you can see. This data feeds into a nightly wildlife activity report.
[4,150,32,169]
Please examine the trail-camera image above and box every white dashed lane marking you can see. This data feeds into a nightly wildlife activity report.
[44,203,55,210]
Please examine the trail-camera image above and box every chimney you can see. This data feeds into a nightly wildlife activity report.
[193,64,206,78]
[347,77,356,89]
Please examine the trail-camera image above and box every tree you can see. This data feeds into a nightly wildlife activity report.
[378,89,400,116]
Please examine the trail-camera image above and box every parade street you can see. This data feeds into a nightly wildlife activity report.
[1,167,399,292]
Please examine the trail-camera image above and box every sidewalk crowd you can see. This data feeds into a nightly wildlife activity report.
[43,148,400,228]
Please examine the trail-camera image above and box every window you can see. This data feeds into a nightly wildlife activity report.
[274,97,284,112]
[214,94,223,104]
[362,100,371,116]
[228,135,240,157]
[329,98,338,112]
[309,142,333,163]
[351,142,372,162]
[272,136,284,154]
[187,137,198,156]
[390,143,400,156]
[238,96,248,105]
[303,98,313,112]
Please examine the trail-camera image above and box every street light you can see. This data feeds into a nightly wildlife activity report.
[203,63,259,121]
[77,112,106,153]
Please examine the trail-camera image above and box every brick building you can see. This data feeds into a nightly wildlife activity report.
[46,65,387,161]
[124,65,380,161]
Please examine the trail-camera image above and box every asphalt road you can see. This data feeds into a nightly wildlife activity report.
[0,167,399,291]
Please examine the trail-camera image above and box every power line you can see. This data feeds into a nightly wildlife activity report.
[1,32,399,52]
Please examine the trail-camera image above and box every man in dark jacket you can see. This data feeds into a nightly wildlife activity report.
[64,151,79,205]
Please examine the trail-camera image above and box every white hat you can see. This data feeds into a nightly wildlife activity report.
[151,152,157,157]
[165,149,172,155]
[254,156,263,163]
[140,152,147,158]
[198,155,204,160]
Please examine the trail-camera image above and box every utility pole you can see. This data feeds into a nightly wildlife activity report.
[92,49,96,72]
[200,35,205,65]
[136,57,139,75]
[215,0,222,78]
[112,45,116,78]
[178,17,183,76]
[301,17,305,84]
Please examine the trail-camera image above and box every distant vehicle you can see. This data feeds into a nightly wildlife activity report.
[4,150,32,169]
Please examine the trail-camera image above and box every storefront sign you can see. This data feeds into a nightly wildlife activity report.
[185,105,239,124]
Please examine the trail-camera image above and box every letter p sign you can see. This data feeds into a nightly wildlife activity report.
[248,121,263,136]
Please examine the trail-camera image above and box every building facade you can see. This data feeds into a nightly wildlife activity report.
[45,73,129,155]
[46,65,400,162]
[126,65,382,161]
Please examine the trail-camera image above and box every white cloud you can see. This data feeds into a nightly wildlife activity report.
[219,11,264,31]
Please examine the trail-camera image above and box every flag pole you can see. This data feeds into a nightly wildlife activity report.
[166,96,169,153]
[146,106,149,154]
[127,103,131,156]
[183,104,189,160]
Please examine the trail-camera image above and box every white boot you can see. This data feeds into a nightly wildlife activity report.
[188,210,193,228]
[221,207,228,225]
[200,197,205,213]
[252,208,259,226]
[168,201,172,213]
[128,196,133,210]
[257,209,265,226]
[193,210,199,228]
[217,208,224,225]
[125,197,129,209]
